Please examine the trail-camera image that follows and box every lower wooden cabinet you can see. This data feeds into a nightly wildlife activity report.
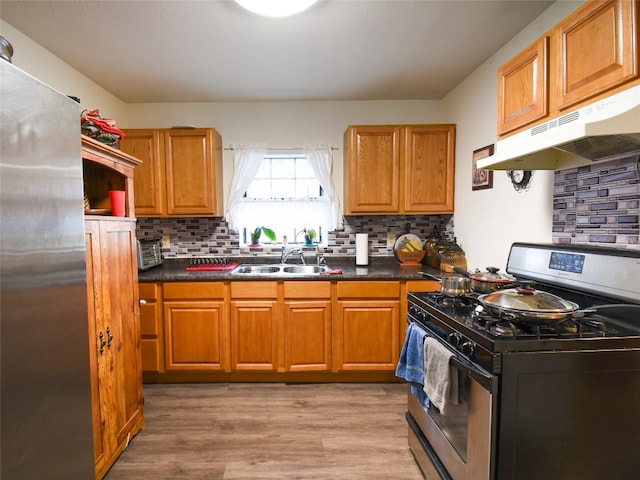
[334,281,400,372]
[85,218,144,479]
[230,282,279,371]
[163,282,228,371]
[284,281,332,372]
[139,277,431,380]
[139,283,163,373]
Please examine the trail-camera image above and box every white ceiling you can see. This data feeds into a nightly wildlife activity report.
[0,0,554,103]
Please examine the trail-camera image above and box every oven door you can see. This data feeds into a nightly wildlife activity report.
[406,321,498,480]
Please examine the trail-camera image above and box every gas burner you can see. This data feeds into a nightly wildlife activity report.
[490,321,521,337]
[429,294,479,310]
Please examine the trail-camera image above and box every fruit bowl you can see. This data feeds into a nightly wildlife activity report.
[393,233,425,265]
[396,249,426,265]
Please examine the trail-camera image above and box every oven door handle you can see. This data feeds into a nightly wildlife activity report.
[417,321,497,394]
[449,355,496,394]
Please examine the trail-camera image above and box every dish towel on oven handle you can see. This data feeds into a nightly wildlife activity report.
[423,336,459,415]
[395,322,430,408]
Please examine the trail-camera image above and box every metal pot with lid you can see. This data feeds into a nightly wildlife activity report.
[478,284,580,322]
[454,266,517,293]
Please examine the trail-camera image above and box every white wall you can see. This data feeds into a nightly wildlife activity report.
[0,20,128,122]
[443,0,586,270]
[2,1,587,270]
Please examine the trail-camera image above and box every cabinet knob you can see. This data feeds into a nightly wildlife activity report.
[139,299,147,305]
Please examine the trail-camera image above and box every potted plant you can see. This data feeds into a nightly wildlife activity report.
[304,228,317,245]
[250,226,276,246]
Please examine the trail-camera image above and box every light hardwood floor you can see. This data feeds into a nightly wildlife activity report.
[104,382,423,480]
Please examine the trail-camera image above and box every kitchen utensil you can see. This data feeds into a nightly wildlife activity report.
[454,266,517,293]
[478,285,581,321]
[439,273,471,296]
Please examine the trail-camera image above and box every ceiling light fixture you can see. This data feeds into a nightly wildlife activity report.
[234,0,318,17]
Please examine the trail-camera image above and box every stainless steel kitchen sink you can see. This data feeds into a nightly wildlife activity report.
[231,264,330,275]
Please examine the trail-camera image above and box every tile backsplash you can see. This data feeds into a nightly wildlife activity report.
[553,155,639,249]
[137,215,455,258]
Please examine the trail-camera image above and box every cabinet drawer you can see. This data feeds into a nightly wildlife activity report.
[405,280,440,293]
[283,281,331,299]
[139,282,159,300]
[337,281,399,298]
[230,281,278,298]
[164,282,225,299]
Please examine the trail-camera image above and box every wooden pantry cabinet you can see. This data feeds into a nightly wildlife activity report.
[344,124,455,215]
[333,281,401,372]
[82,136,143,480]
[119,128,223,217]
[498,0,638,136]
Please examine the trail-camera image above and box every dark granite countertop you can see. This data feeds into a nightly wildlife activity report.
[138,256,442,282]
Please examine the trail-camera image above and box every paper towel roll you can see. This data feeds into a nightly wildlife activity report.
[356,233,369,266]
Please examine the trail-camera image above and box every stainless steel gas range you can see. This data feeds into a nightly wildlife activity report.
[400,243,640,480]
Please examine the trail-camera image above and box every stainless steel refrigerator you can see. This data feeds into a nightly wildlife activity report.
[1,60,96,478]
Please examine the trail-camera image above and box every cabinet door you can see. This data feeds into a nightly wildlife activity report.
[120,129,165,216]
[230,301,279,371]
[344,125,401,213]
[139,283,163,373]
[98,220,144,448]
[164,300,227,371]
[284,300,332,372]
[164,128,222,216]
[403,125,456,214]
[84,220,109,474]
[557,0,638,110]
[334,300,400,372]
[86,219,143,475]
[498,36,549,135]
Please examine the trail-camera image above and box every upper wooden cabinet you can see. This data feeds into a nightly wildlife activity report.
[120,128,224,217]
[556,0,638,110]
[498,0,638,137]
[343,124,455,215]
[498,36,549,135]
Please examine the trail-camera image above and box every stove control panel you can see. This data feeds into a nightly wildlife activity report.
[507,243,640,303]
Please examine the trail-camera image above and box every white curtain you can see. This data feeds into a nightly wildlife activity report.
[303,144,343,231]
[225,144,343,236]
[224,145,266,230]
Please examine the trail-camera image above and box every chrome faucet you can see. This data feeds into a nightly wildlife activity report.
[315,243,326,266]
[281,246,306,265]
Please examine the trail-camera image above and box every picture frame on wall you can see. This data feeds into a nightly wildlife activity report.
[472,144,494,191]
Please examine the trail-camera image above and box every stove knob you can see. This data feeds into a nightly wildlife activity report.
[447,333,462,345]
[461,341,476,356]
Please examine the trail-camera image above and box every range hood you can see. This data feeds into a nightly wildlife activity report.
[478,84,640,171]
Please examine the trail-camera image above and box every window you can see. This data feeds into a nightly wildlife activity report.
[246,155,322,200]
[225,145,342,242]
[239,154,326,245]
